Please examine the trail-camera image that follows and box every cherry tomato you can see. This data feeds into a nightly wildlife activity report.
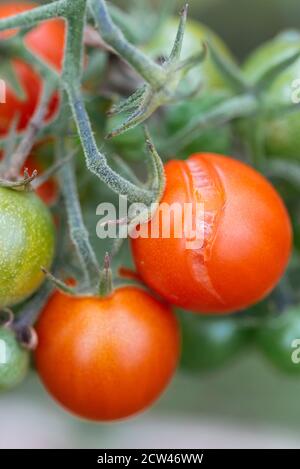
[0,2,65,135]
[242,31,300,158]
[0,187,55,307]
[162,93,233,158]
[0,327,29,390]
[35,287,180,421]
[180,312,249,371]
[132,153,292,314]
[257,306,300,374]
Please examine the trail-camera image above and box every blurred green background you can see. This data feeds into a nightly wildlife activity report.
[189,0,300,60]
[2,0,300,449]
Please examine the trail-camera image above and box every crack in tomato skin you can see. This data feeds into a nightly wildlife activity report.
[131,153,292,314]
[185,155,226,305]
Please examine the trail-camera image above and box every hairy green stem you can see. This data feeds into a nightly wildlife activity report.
[13,281,54,329]
[160,94,258,155]
[5,80,57,178]
[0,0,68,32]
[88,0,166,88]
[63,0,87,85]
[99,253,113,297]
[66,85,153,204]
[56,137,100,290]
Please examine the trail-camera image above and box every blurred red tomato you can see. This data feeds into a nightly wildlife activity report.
[0,2,65,135]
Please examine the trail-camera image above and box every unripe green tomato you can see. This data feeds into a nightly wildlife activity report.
[162,92,233,158]
[242,30,300,158]
[0,327,29,390]
[144,19,235,157]
[144,18,235,91]
[0,187,55,307]
[180,312,249,372]
[257,306,300,374]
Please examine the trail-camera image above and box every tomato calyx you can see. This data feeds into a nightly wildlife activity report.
[104,4,207,138]
[0,167,37,191]
[99,253,113,297]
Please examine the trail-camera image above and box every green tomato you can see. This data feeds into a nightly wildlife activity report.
[0,327,29,390]
[144,17,235,91]
[0,187,55,307]
[242,30,300,158]
[180,312,249,372]
[257,306,300,374]
[162,92,233,157]
[144,19,235,157]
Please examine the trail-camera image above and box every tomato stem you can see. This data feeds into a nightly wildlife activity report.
[160,94,258,156]
[0,0,201,204]
[0,0,68,33]
[13,280,54,330]
[66,83,155,204]
[207,42,250,93]
[0,309,14,328]
[3,80,57,179]
[41,267,77,295]
[55,134,101,290]
[0,169,37,189]
[89,0,166,88]
[99,253,113,297]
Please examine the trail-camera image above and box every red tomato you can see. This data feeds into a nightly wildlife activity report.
[131,153,292,314]
[0,2,65,135]
[35,287,180,421]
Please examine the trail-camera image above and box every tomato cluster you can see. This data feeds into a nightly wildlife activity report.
[0,1,299,426]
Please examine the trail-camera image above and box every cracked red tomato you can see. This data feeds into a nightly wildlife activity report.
[0,2,65,135]
[35,287,180,421]
[132,153,292,314]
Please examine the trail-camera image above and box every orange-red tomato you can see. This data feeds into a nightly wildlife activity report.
[0,2,65,135]
[35,287,180,421]
[131,153,292,314]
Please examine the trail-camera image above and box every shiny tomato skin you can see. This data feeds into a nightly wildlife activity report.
[0,2,65,135]
[35,287,180,421]
[0,187,55,308]
[131,153,292,314]
[180,312,249,371]
[0,327,29,390]
[242,31,300,158]
[257,306,300,374]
